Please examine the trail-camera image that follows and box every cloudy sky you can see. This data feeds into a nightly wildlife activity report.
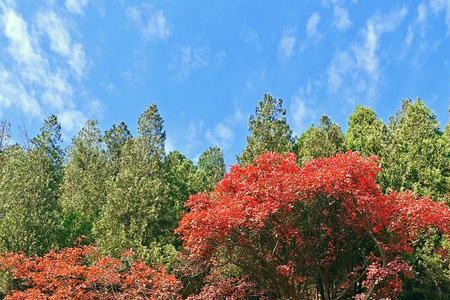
[0,0,449,165]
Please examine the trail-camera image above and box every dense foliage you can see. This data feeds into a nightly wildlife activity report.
[0,96,448,299]
[177,151,450,299]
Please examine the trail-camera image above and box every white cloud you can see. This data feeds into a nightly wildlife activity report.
[165,136,175,153]
[327,7,408,102]
[205,123,234,149]
[36,10,87,77]
[306,12,320,37]
[418,3,428,23]
[429,0,450,33]
[126,5,170,40]
[0,3,92,134]
[333,5,352,30]
[289,83,318,135]
[170,46,209,80]
[65,0,89,15]
[278,33,296,59]
[405,4,428,47]
[59,109,87,133]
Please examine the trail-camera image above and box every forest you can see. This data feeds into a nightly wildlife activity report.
[0,95,449,299]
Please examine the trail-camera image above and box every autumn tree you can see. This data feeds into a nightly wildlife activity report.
[191,146,226,192]
[177,152,450,299]
[60,120,108,245]
[94,105,175,263]
[0,116,63,255]
[346,106,385,157]
[0,246,182,299]
[379,99,448,199]
[238,94,294,165]
[296,115,345,164]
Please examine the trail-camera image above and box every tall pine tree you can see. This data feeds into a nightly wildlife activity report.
[60,120,108,245]
[94,105,172,260]
[238,94,293,165]
[0,116,62,255]
[192,146,226,191]
[379,99,447,199]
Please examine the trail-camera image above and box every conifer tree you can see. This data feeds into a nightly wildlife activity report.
[296,115,345,164]
[238,94,293,165]
[103,121,132,177]
[345,106,385,157]
[192,146,226,191]
[0,115,62,255]
[94,105,172,259]
[60,120,108,245]
[379,99,447,199]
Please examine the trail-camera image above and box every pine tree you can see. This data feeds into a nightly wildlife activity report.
[103,121,132,177]
[60,120,108,245]
[345,106,385,157]
[0,115,62,255]
[296,115,345,164]
[379,99,447,199]
[192,146,226,191]
[238,94,293,165]
[164,151,196,242]
[94,104,172,260]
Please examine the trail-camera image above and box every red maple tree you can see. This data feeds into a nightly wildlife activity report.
[176,151,450,299]
[0,246,181,299]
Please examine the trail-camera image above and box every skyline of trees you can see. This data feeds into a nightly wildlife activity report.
[0,95,449,299]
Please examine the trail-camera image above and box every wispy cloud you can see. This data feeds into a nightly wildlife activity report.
[126,4,170,40]
[278,31,296,59]
[289,81,319,135]
[333,5,352,30]
[0,2,93,134]
[429,0,450,33]
[65,0,89,15]
[170,46,209,80]
[36,10,87,77]
[306,12,320,37]
[327,7,408,102]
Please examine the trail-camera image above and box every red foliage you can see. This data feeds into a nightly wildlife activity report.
[176,151,450,299]
[0,246,181,300]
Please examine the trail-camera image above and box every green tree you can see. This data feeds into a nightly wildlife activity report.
[379,99,447,199]
[345,106,385,157]
[103,121,132,177]
[192,146,226,191]
[0,115,62,255]
[164,151,196,239]
[296,115,345,164]
[238,94,293,165]
[94,105,173,262]
[60,120,108,245]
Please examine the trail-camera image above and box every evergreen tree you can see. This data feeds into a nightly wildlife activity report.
[60,120,108,245]
[103,121,132,177]
[164,151,196,239]
[238,94,293,165]
[94,104,172,260]
[192,146,226,191]
[0,115,62,255]
[345,106,385,157]
[379,99,447,199]
[296,115,345,164]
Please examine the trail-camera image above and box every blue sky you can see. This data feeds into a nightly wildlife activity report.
[0,0,449,165]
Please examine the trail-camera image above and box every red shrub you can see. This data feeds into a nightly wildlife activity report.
[0,246,181,300]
